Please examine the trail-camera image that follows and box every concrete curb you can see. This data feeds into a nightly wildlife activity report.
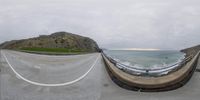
[102,51,200,92]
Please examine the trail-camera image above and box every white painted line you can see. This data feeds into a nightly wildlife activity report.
[1,50,100,87]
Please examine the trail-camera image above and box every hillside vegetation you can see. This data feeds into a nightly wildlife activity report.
[0,32,100,53]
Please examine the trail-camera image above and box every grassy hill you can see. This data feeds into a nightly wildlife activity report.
[0,32,100,54]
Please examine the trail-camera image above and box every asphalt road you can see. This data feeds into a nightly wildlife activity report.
[0,50,200,100]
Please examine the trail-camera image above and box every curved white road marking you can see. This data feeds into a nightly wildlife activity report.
[2,51,100,87]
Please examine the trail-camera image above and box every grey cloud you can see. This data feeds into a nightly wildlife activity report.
[0,0,200,50]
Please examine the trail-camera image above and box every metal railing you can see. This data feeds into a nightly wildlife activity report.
[102,51,192,77]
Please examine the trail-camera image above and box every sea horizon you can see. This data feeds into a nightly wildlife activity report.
[103,49,185,69]
[106,48,180,51]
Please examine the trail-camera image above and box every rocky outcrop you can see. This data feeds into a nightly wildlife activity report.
[181,45,200,58]
[0,32,100,52]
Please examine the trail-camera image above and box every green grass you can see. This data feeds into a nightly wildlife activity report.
[18,47,88,54]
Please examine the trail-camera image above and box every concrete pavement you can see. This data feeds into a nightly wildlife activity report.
[2,50,100,85]
[0,50,200,100]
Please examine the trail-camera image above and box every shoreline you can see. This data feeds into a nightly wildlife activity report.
[103,50,186,70]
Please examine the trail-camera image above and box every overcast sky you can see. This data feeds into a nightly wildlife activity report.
[0,0,200,50]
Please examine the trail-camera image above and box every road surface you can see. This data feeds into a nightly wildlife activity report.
[0,50,200,100]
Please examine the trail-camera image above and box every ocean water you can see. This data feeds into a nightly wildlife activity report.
[103,50,185,69]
